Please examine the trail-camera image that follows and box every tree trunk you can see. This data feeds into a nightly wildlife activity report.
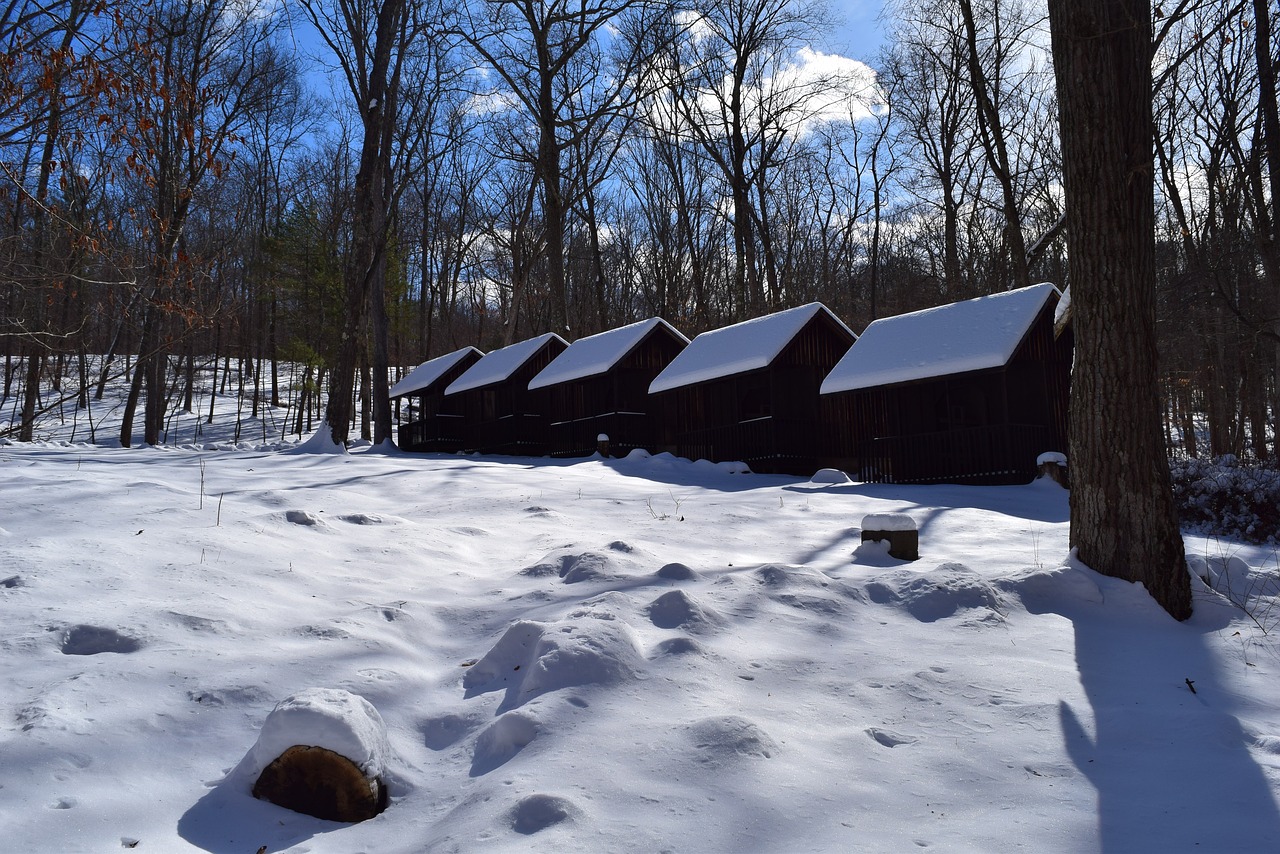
[1047,0,1190,620]
[18,354,42,442]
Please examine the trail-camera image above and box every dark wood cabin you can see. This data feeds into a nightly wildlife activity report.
[390,347,484,452]
[528,318,689,458]
[820,283,1072,485]
[443,333,568,456]
[648,303,856,475]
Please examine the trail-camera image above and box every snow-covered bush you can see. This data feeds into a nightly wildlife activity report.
[1170,456,1280,544]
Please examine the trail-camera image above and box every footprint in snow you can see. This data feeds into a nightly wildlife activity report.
[866,727,918,748]
[60,625,142,656]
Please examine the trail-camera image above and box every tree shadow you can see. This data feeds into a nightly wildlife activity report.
[1044,567,1280,851]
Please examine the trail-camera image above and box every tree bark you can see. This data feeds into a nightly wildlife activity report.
[1047,0,1191,619]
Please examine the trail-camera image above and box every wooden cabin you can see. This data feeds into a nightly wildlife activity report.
[528,318,689,458]
[820,283,1072,485]
[648,303,856,475]
[444,333,568,456]
[390,347,484,452]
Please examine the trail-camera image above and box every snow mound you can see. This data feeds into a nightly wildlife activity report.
[646,589,722,632]
[235,688,390,785]
[463,617,646,710]
[851,538,902,566]
[865,563,1005,622]
[1036,451,1067,466]
[472,711,539,776]
[753,563,830,589]
[811,467,851,484]
[997,562,1104,614]
[688,716,778,764]
[1187,553,1278,599]
[655,562,698,581]
[519,549,629,584]
[650,636,705,657]
[290,429,347,455]
[510,792,578,834]
[284,509,328,528]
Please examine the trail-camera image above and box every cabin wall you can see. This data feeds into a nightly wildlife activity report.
[823,303,1072,484]
[451,341,566,455]
[395,352,482,453]
[655,316,853,475]
[545,330,687,458]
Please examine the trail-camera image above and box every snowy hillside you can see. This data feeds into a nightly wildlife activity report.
[2,386,1279,851]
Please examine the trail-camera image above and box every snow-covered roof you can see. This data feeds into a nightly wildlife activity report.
[389,347,484,398]
[528,318,688,391]
[445,333,568,395]
[820,283,1060,395]
[649,303,855,394]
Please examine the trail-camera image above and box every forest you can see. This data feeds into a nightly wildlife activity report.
[1,0,1276,459]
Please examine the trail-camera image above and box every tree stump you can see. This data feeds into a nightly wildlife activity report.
[253,744,387,823]
[1036,452,1069,488]
[861,513,919,561]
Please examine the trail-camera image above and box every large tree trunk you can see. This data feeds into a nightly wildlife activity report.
[1048,0,1191,620]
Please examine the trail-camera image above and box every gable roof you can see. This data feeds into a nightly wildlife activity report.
[528,318,689,391]
[389,347,484,398]
[820,283,1060,395]
[445,333,569,396]
[649,303,855,395]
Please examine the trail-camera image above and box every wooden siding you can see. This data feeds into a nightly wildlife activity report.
[822,300,1071,485]
[450,338,567,456]
[395,350,483,453]
[545,326,686,458]
[653,312,855,475]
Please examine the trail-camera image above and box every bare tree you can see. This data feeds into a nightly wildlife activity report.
[301,0,422,446]
[451,0,667,336]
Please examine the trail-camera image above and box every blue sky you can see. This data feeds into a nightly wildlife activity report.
[829,0,886,63]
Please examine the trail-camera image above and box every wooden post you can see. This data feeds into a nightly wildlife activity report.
[1036,451,1069,487]
[861,513,918,561]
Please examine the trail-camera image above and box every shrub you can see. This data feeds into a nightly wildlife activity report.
[1170,455,1280,545]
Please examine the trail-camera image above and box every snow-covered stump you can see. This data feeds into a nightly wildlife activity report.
[861,513,918,561]
[1036,452,1069,488]
[243,689,390,823]
[597,433,610,457]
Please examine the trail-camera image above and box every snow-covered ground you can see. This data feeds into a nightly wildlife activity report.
[2,383,1280,852]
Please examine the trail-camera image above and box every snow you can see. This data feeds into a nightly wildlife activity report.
[861,512,917,531]
[389,347,484,398]
[821,283,1060,394]
[4,385,1280,852]
[650,303,855,394]
[445,333,568,396]
[235,688,390,783]
[810,467,851,484]
[528,319,688,391]
[1038,451,1068,466]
